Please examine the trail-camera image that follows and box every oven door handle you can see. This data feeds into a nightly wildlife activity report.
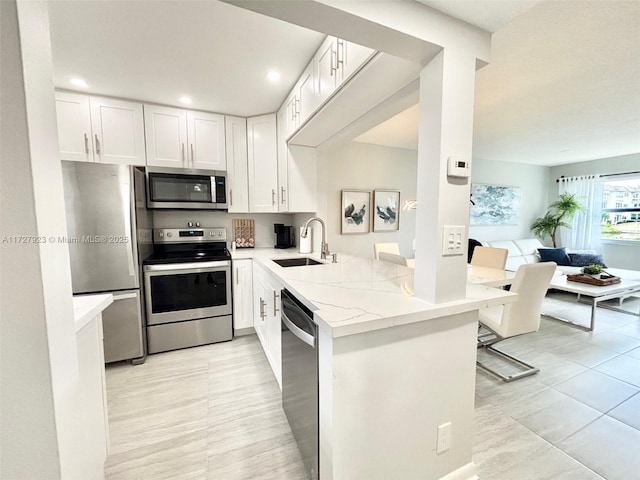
[144,260,230,273]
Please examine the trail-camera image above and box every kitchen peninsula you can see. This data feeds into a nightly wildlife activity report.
[232,248,515,479]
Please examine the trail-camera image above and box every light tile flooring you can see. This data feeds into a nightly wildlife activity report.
[105,293,640,479]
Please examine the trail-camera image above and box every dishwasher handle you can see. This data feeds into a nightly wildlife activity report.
[282,311,315,348]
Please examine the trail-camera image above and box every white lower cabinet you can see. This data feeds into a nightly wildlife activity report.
[232,259,253,333]
[76,313,109,475]
[252,261,282,389]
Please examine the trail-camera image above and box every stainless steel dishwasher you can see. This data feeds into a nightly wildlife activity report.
[281,289,318,480]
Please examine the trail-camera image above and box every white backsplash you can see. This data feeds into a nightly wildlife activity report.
[151,211,297,248]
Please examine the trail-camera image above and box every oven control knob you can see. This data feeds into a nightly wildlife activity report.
[159,232,164,238]
[195,222,200,227]
[209,231,214,236]
[187,222,193,228]
[167,232,173,237]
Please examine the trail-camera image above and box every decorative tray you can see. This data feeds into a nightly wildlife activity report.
[566,273,621,286]
[232,219,255,248]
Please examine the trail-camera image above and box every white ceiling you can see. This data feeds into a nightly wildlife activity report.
[48,1,640,167]
[355,0,640,167]
[48,1,324,116]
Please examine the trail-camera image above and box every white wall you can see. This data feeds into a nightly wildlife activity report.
[1,1,83,478]
[549,153,640,270]
[152,211,296,249]
[309,142,418,259]
[469,158,550,242]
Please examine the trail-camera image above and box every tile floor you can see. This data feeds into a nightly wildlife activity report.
[105,292,640,479]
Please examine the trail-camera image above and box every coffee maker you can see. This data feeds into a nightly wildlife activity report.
[274,223,295,249]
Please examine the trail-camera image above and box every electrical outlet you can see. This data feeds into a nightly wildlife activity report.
[437,422,452,454]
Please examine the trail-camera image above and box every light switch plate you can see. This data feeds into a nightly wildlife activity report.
[442,226,465,256]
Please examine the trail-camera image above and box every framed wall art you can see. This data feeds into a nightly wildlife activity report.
[341,190,371,234]
[373,190,400,232]
[470,183,522,225]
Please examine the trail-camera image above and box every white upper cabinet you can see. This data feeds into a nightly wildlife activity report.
[56,92,94,162]
[276,107,317,213]
[55,91,145,165]
[144,105,188,168]
[276,106,289,212]
[315,36,339,106]
[336,39,375,84]
[89,97,146,166]
[295,36,375,133]
[284,90,299,138]
[225,116,249,213]
[144,105,226,171]
[297,63,316,126]
[247,114,278,213]
[187,111,226,171]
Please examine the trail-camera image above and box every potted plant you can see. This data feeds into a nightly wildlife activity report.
[582,264,603,275]
[531,193,584,247]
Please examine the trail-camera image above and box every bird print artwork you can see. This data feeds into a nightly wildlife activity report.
[373,191,400,231]
[344,203,366,225]
[342,191,371,233]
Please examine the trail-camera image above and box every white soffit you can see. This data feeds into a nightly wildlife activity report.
[353,104,419,150]
[48,1,325,116]
[415,0,541,32]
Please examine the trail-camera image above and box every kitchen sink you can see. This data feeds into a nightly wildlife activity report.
[273,257,323,267]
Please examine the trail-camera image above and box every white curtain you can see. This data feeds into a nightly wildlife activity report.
[558,175,603,251]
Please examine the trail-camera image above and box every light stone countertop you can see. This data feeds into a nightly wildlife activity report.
[72,293,113,333]
[231,248,516,338]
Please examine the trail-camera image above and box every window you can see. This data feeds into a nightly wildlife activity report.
[601,177,640,242]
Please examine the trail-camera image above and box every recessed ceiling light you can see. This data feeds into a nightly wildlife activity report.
[266,70,281,82]
[69,77,88,88]
[179,96,192,105]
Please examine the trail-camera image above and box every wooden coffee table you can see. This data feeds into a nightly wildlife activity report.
[545,275,640,331]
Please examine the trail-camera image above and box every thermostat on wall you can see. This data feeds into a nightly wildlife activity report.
[447,156,470,178]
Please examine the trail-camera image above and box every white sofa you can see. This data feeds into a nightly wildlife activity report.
[480,238,640,280]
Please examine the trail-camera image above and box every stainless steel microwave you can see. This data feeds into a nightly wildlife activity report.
[146,167,227,210]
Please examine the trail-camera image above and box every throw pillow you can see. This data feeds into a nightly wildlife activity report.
[538,247,572,266]
[568,253,607,268]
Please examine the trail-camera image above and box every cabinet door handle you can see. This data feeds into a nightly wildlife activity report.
[295,97,300,117]
[259,298,266,319]
[229,189,233,206]
[181,143,185,163]
[291,98,296,121]
[190,144,194,164]
[272,189,276,205]
[281,186,286,204]
[337,38,345,67]
[84,133,89,154]
[330,45,337,76]
[94,134,101,155]
[235,268,239,285]
[273,291,280,316]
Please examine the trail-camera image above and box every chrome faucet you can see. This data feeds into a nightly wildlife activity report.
[301,216,332,261]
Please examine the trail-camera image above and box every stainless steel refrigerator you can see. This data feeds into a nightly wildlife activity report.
[62,161,152,363]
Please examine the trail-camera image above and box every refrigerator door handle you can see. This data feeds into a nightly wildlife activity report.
[121,182,136,278]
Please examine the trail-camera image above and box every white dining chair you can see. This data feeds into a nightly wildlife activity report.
[374,242,400,260]
[477,262,556,382]
[378,251,408,266]
[470,246,508,269]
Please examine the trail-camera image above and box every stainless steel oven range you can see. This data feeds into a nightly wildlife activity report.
[143,227,232,354]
